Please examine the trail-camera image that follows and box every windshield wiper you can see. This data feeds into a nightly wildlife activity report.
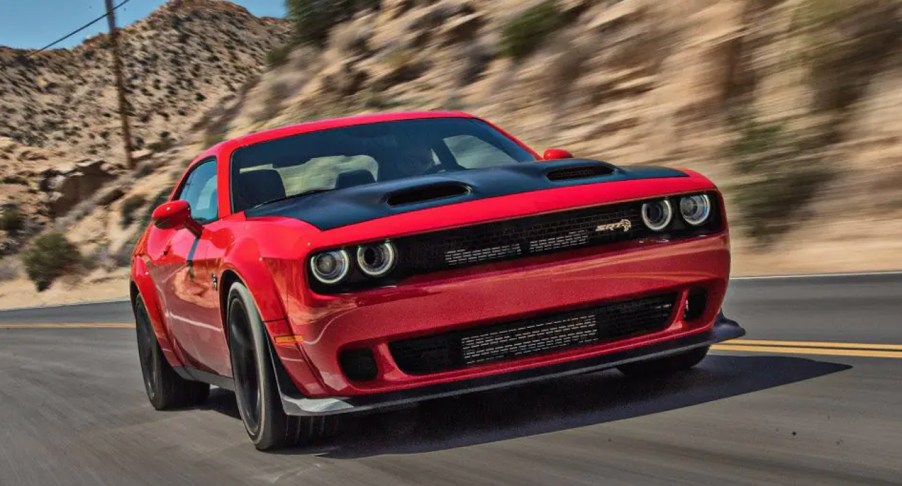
[250,189,331,209]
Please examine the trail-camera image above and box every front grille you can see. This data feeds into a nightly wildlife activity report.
[394,201,653,275]
[309,193,721,294]
[390,293,676,375]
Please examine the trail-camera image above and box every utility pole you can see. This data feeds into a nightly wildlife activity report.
[105,0,135,169]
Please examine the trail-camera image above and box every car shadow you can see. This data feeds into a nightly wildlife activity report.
[203,355,850,458]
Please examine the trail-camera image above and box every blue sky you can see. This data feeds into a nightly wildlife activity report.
[0,1,286,49]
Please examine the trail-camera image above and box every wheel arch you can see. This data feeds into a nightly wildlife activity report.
[217,242,290,343]
[130,257,184,367]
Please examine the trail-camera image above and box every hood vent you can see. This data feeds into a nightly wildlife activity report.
[546,165,615,181]
[386,182,470,206]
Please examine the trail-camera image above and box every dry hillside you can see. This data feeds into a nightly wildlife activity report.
[0,0,289,248]
[2,0,902,307]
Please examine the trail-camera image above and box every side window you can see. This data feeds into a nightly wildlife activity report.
[443,135,519,169]
[177,159,218,223]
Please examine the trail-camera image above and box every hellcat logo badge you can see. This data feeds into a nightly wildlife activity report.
[595,219,632,233]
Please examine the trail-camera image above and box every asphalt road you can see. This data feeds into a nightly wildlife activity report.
[1,273,900,484]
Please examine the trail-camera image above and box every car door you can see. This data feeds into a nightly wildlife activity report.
[146,158,230,375]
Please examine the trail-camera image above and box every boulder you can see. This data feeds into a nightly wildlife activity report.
[40,160,119,217]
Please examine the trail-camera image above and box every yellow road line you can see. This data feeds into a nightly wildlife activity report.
[0,323,134,329]
[712,344,902,359]
[3,324,901,359]
[725,339,902,351]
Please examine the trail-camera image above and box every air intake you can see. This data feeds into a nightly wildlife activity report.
[386,183,470,206]
[546,165,615,181]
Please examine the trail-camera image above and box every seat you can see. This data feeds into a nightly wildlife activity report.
[193,189,218,222]
[237,169,286,210]
[335,169,376,189]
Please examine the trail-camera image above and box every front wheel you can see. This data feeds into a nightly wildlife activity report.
[616,346,709,377]
[134,295,209,410]
[227,282,338,451]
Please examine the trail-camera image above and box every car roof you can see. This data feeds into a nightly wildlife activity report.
[199,110,477,161]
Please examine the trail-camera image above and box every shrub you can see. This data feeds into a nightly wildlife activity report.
[0,257,21,282]
[727,118,834,245]
[500,1,567,61]
[22,233,82,291]
[147,136,175,153]
[287,0,378,47]
[0,206,24,233]
[120,194,147,227]
[137,188,171,232]
[266,44,292,68]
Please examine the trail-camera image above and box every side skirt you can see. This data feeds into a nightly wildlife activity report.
[173,366,235,391]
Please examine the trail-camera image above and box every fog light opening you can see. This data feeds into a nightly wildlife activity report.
[339,348,378,382]
[684,289,708,321]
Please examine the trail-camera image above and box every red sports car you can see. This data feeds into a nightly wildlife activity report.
[130,111,744,450]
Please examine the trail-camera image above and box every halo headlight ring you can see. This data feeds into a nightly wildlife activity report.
[641,199,673,231]
[357,241,397,277]
[310,249,351,285]
[679,194,712,226]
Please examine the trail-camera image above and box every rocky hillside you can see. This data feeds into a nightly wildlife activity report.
[0,0,289,249]
[3,0,902,306]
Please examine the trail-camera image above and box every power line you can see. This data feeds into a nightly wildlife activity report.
[26,0,134,58]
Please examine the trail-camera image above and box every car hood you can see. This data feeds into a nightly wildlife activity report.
[243,159,687,231]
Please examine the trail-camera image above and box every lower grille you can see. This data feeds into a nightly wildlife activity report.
[390,293,676,375]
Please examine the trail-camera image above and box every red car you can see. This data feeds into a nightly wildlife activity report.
[130,111,744,450]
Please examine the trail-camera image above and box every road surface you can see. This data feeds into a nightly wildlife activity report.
[1,273,900,484]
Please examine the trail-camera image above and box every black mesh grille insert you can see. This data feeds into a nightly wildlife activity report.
[394,201,654,275]
[390,293,677,375]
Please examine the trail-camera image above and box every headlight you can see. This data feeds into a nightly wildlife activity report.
[679,194,711,226]
[641,199,673,231]
[357,241,396,277]
[310,249,350,284]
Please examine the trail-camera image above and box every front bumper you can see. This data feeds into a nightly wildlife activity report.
[275,311,744,416]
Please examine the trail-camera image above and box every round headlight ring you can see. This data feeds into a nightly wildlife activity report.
[680,194,712,226]
[357,241,397,277]
[310,249,351,284]
[641,199,673,231]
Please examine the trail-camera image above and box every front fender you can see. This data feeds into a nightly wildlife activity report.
[219,237,328,396]
[219,237,288,323]
[131,257,184,367]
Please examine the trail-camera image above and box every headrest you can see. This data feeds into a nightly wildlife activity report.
[336,169,376,189]
[237,169,285,210]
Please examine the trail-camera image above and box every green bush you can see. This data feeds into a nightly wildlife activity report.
[120,194,147,227]
[500,1,567,61]
[266,44,292,68]
[286,0,378,46]
[22,233,82,291]
[0,206,24,232]
[727,118,834,245]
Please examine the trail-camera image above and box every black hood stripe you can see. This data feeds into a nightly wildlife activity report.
[243,160,686,231]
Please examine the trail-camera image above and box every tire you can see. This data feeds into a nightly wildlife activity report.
[134,295,210,410]
[227,282,338,451]
[616,346,710,377]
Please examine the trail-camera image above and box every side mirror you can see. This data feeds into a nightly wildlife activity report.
[152,200,202,236]
[543,148,573,160]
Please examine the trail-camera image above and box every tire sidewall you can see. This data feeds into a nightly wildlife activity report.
[134,296,163,408]
[227,282,285,449]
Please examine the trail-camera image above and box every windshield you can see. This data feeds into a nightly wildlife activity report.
[230,117,536,212]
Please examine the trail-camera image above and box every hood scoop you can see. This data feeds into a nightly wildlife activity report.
[386,182,471,206]
[546,164,615,181]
